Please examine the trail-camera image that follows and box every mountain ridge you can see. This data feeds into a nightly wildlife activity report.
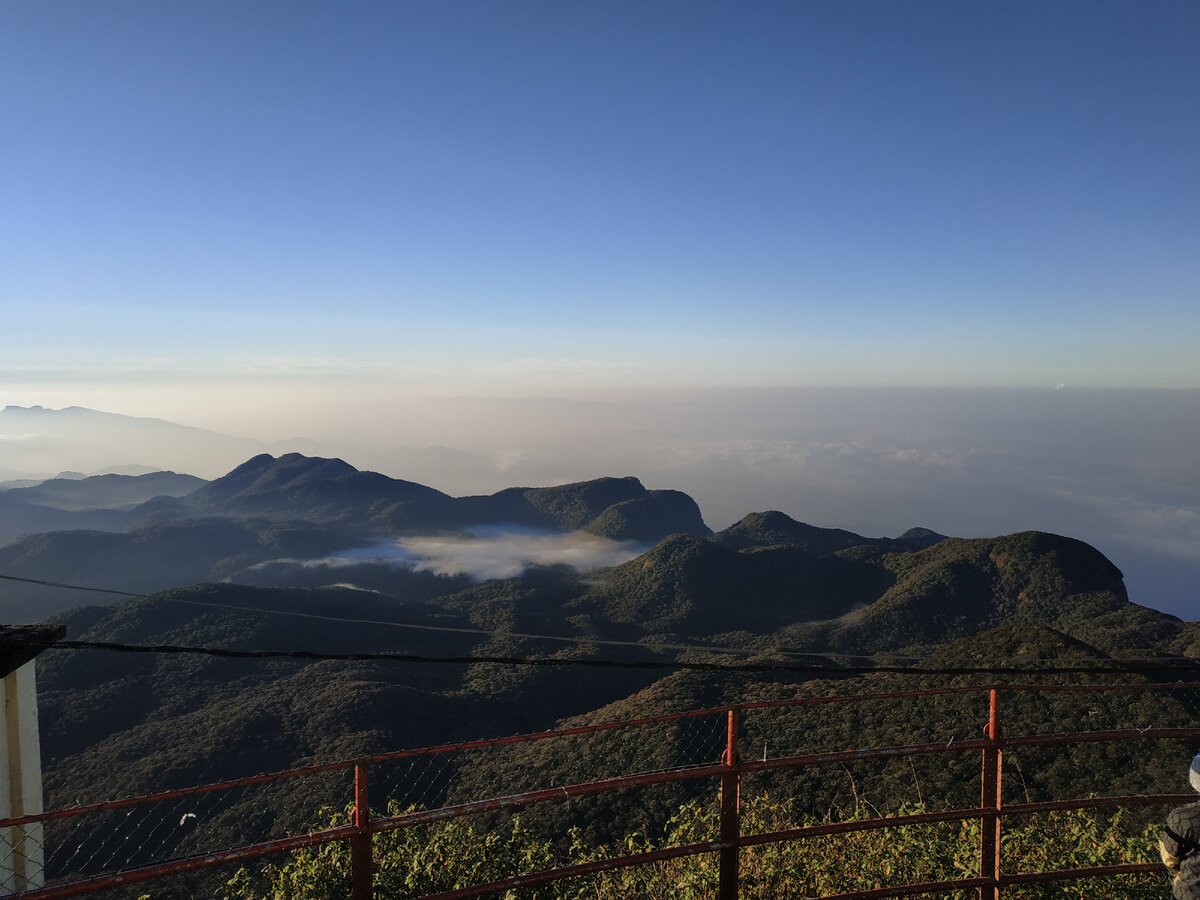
[15,450,1192,853]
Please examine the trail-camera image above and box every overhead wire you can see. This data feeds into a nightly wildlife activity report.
[3,572,1198,676]
[0,572,759,654]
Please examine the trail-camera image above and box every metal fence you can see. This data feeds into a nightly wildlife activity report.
[4,682,1199,899]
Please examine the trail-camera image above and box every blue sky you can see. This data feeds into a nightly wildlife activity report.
[2,3,1199,618]
[3,1,1198,399]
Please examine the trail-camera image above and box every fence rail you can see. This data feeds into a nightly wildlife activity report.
[5,682,1199,899]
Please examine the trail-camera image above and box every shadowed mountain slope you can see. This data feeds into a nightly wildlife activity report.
[571,535,884,634]
[0,519,361,621]
[582,490,712,542]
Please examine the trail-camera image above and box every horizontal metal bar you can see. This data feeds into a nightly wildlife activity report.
[367,705,730,765]
[1002,862,1163,884]
[740,806,985,848]
[807,877,989,899]
[0,759,355,829]
[6,825,358,900]
[1005,726,1200,747]
[369,681,1200,766]
[372,764,730,833]
[739,686,991,712]
[415,839,729,899]
[997,682,1200,695]
[740,681,1200,713]
[743,737,990,773]
[1001,793,1193,816]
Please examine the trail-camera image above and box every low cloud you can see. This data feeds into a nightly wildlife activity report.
[310,527,647,582]
[1047,490,1200,563]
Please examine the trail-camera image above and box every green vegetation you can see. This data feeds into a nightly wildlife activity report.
[13,453,1198,894]
[35,516,1199,838]
[221,796,1169,899]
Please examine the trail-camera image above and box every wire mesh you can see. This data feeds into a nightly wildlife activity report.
[2,765,355,894]
[1000,682,1200,738]
[371,710,728,819]
[742,688,990,759]
[998,683,1200,819]
[12,682,1200,899]
[739,688,991,819]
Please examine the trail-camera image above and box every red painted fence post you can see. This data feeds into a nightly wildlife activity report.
[719,707,740,900]
[979,689,1003,900]
[351,759,374,900]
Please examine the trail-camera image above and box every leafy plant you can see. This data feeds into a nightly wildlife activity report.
[221,795,1170,899]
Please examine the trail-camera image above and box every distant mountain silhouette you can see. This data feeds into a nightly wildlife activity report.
[711,510,946,555]
[0,471,208,547]
[176,453,451,521]
[4,471,205,511]
[0,405,265,478]
[145,454,711,541]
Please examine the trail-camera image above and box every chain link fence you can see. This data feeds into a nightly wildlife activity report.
[5,682,1199,898]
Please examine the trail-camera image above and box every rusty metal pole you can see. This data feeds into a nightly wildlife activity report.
[351,759,373,900]
[719,708,740,900]
[979,690,1002,900]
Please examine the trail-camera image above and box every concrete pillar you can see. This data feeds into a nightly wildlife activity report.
[0,662,45,892]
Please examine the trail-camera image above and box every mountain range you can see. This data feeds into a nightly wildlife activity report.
[0,453,710,621]
[0,404,266,481]
[0,403,499,494]
[3,451,1195,856]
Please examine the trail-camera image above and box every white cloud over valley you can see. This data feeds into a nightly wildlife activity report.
[305,528,647,583]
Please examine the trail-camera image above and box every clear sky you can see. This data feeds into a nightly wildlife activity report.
[2,3,1199,619]
[3,0,1198,404]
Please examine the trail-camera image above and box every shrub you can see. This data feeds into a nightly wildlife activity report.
[222,796,1170,899]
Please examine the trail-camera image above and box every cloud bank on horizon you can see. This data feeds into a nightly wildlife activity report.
[1,390,1196,620]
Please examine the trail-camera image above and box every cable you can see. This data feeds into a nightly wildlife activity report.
[0,573,758,657]
[5,573,1199,676]
[0,636,1192,677]
[0,572,138,597]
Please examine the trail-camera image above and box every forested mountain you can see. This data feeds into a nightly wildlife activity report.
[4,452,1194,846]
[0,454,709,621]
